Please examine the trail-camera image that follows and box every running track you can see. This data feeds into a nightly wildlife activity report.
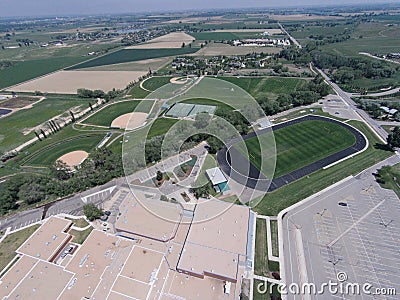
[217,115,368,192]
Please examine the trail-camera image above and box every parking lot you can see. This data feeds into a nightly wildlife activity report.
[282,155,400,299]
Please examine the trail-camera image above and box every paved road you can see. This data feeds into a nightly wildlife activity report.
[217,115,367,192]
[281,154,400,300]
[314,65,389,143]
[0,179,121,232]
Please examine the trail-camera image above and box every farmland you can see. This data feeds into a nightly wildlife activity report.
[236,119,356,178]
[9,70,147,94]
[0,57,86,90]
[68,48,199,70]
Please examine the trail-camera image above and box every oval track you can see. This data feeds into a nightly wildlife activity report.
[217,115,368,192]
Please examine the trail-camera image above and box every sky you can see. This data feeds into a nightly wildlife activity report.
[0,0,399,17]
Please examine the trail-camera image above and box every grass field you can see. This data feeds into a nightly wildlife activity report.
[65,217,89,228]
[128,85,151,98]
[236,120,356,178]
[253,121,393,215]
[376,163,400,198]
[180,98,232,113]
[0,224,40,272]
[0,57,87,90]
[219,76,307,100]
[0,95,92,153]
[254,218,269,277]
[69,226,93,244]
[146,118,178,139]
[68,48,199,70]
[191,32,242,40]
[83,100,153,127]
[25,134,104,167]
[193,154,219,187]
[270,220,279,257]
[142,76,172,91]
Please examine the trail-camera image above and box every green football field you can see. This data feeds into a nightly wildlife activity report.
[236,119,356,178]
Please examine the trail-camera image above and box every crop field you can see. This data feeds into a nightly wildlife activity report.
[220,76,307,100]
[125,32,195,49]
[0,57,86,90]
[68,48,199,70]
[83,100,153,127]
[236,120,356,178]
[9,70,147,94]
[191,29,282,40]
[0,95,92,154]
[80,57,172,72]
[142,76,173,91]
[191,32,242,40]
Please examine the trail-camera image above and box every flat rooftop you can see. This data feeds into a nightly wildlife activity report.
[115,195,183,242]
[16,216,72,261]
[5,260,73,300]
[59,230,133,300]
[206,167,227,185]
[178,199,250,282]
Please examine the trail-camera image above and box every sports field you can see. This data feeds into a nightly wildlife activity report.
[0,95,92,153]
[236,119,356,178]
[219,76,307,100]
[83,100,153,127]
[252,120,393,216]
[146,118,178,139]
[22,134,104,167]
[142,76,173,92]
[68,48,199,70]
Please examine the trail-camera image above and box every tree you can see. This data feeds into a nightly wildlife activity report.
[387,126,400,149]
[156,170,163,181]
[17,183,44,205]
[83,203,103,221]
[194,112,211,129]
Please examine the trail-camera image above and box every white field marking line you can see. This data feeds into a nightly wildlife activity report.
[140,78,152,92]
[293,226,311,300]
[280,175,355,294]
[4,259,40,298]
[328,198,386,248]
[342,199,383,292]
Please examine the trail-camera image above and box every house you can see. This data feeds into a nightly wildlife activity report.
[205,167,230,194]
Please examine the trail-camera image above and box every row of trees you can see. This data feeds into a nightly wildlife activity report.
[0,148,123,215]
[258,75,330,116]
[77,88,124,101]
